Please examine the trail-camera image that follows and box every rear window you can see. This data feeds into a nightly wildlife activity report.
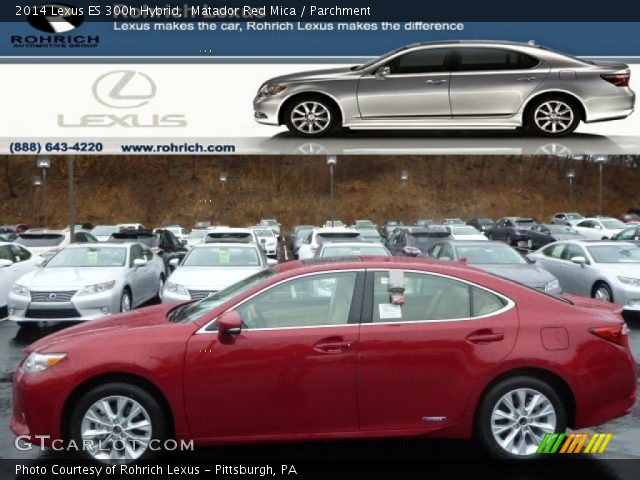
[316,233,362,244]
[16,234,64,247]
[205,233,253,243]
[516,219,535,225]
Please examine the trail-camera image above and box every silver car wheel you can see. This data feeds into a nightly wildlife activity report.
[595,286,612,302]
[121,292,131,312]
[290,101,331,134]
[534,101,574,134]
[491,387,556,456]
[81,395,152,462]
[157,277,164,300]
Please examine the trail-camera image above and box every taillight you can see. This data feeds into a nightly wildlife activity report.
[601,73,630,87]
[590,324,629,346]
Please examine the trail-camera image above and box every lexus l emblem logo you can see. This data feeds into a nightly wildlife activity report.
[47,293,57,301]
[92,70,157,109]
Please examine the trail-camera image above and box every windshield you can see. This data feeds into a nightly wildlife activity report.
[548,225,577,234]
[189,230,208,239]
[455,245,527,265]
[451,226,481,235]
[260,220,277,226]
[182,246,261,267]
[601,219,625,229]
[295,228,314,239]
[413,230,448,243]
[16,234,64,247]
[46,246,126,267]
[320,245,388,257]
[355,221,375,228]
[357,228,381,237]
[317,233,361,243]
[566,213,582,220]
[206,233,252,243]
[110,234,158,248]
[169,269,277,323]
[91,226,117,236]
[252,229,275,238]
[477,218,494,224]
[515,219,535,226]
[587,245,640,263]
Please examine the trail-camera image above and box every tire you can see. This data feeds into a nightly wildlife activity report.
[476,376,567,459]
[525,96,580,137]
[120,289,132,313]
[487,233,494,241]
[592,282,614,303]
[155,275,165,302]
[284,95,339,138]
[16,321,37,330]
[526,238,534,250]
[68,382,167,463]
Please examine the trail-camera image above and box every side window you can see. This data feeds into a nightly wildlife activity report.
[10,245,31,262]
[456,48,539,71]
[387,48,452,75]
[562,244,587,262]
[75,232,88,242]
[472,287,507,317]
[431,244,443,257]
[541,227,551,235]
[618,228,636,240]
[142,248,153,261]
[129,245,143,267]
[372,271,471,322]
[236,272,358,329]
[543,244,565,259]
[442,243,455,259]
[579,221,593,229]
[0,245,13,261]
[393,232,404,245]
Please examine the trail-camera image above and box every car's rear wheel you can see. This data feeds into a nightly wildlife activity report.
[120,289,132,313]
[155,276,165,302]
[476,376,566,459]
[284,95,338,137]
[526,96,580,137]
[592,282,614,303]
[69,382,167,463]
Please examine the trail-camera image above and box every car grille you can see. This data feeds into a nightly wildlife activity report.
[188,289,217,300]
[25,308,81,319]
[30,290,77,302]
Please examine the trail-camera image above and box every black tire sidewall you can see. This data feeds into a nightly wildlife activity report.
[527,97,580,137]
[593,282,614,303]
[476,376,567,460]
[120,289,132,313]
[284,96,338,138]
[68,382,167,462]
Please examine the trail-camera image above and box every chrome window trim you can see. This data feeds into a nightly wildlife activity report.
[195,268,365,334]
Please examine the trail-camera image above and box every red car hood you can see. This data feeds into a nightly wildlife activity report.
[562,294,623,314]
[26,303,178,353]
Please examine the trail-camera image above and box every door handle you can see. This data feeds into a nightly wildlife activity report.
[517,76,537,82]
[466,330,505,345]
[426,79,447,85]
[314,337,353,353]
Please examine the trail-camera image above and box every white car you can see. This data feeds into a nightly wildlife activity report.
[298,227,363,260]
[14,230,98,259]
[446,225,488,241]
[163,243,276,302]
[249,226,278,257]
[8,242,166,324]
[259,219,281,237]
[204,227,258,244]
[117,223,146,231]
[0,243,40,317]
[90,225,119,242]
[316,242,390,258]
[571,217,626,240]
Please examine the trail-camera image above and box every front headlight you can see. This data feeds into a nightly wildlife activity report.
[11,284,30,297]
[258,83,287,97]
[22,352,67,373]
[77,280,116,296]
[165,281,189,296]
[618,276,640,287]
[545,279,560,292]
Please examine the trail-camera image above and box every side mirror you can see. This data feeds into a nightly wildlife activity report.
[169,257,180,267]
[133,258,147,267]
[0,259,12,268]
[375,66,391,80]
[571,256,587,267]
[218,311,242,335]
[267,258,278,267]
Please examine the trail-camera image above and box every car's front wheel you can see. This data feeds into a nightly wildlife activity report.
[68,382,167,463]
[476,376,566,459]
[526,96,580,137]
[284,95,339,137]
[120,289,132,313]
[592,282,614,303]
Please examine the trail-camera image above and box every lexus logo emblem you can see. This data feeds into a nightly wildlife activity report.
[47,293,57,301]
[92,70,157,109]
[28,3,84,33]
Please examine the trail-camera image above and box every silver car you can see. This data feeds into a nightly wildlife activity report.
[254,40,634,138]
[429,240,561,294]
[8,243,166,324]
[528,240,640,311]
[316,241,391,258]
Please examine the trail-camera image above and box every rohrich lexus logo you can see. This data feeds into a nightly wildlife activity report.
[92,71,157,109]
[28,3,84,33]
[58,70,188,128]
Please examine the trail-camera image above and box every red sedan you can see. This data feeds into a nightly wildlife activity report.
[11,257,636,462]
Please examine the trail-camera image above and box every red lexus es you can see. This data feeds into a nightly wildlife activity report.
[11,257,636,462]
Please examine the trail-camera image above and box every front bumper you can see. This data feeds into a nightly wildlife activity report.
[253,95,284,126]
[613,283,640,311]
[163,286,218,303]
[8,289,120,323]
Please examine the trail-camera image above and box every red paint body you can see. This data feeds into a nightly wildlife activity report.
[11,257,637,449]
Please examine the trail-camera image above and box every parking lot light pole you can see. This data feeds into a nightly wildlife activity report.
[401,170,409,217]
[219,172,227,225]
[33,176,43,225]
[593,155,607,215]
[567,169,575,208]
[327,156,337,226]
[68,158,76,243]
[36,156,51,228]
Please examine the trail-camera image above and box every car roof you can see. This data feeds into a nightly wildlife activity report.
[65,242,130,249]
[446,240,513,247]
[316,227,357,233]
[192,242,257,249]
[322,242,385,248]
[553,239,634,246]
[578,217,617,221]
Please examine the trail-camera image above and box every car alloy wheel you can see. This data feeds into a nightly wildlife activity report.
[157,277,165,301]
[527,239,533,250]
[594,284,613,302]
[121,291,132,312]
[534,100,574,135]
[81,395,152,461]
[290,101,331,135]
[490,388,557,456]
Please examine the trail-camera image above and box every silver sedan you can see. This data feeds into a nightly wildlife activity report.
[528,240,640,311]
[254,40,634,138]
[8,243,166,324]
